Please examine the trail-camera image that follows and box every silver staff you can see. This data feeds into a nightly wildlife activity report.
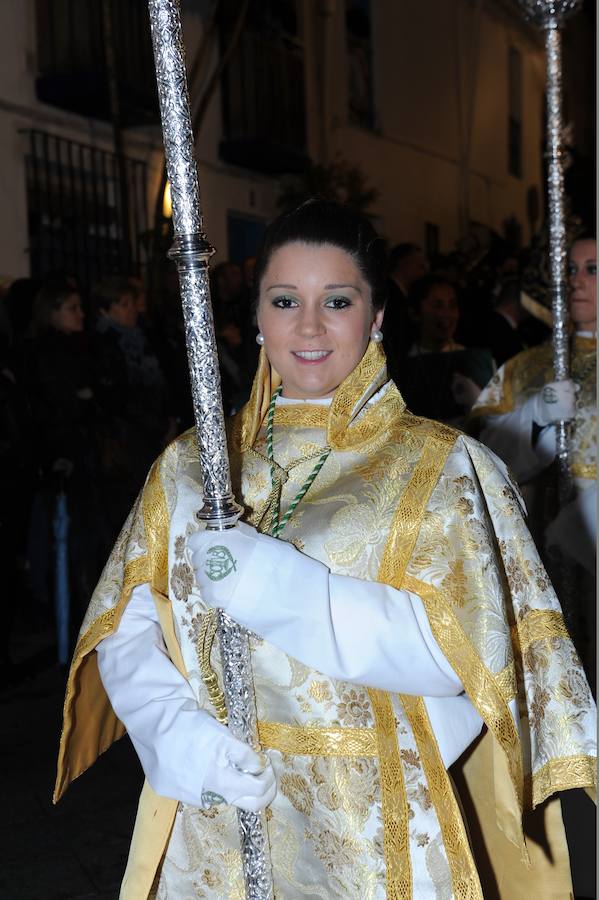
[147,3,273,897]
[517,0,582,629]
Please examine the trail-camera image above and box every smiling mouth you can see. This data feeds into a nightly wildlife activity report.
[292,350,332,361]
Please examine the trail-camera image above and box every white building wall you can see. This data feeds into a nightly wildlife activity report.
[318,0,545,251]
[0,0,548,283]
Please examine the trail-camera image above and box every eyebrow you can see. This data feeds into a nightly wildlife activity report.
[324,283,362,292]
[265,282,362,292]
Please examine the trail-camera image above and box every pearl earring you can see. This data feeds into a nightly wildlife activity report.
[256,333,265,345]
[370,329,383,343]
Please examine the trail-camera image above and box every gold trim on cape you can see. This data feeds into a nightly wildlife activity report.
[514,609,570,652]
[368,688,412,899]
[532,755,598,807]
[403,574,524,812]
[377,415,456,587]
[402,696,483,900]
[257,721,378,756]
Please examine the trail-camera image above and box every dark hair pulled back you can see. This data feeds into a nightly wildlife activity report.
[252,199,387,311]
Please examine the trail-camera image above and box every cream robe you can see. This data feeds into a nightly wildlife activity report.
[55,342,596,899]
[470,334,596,485]
[470,334,596,681]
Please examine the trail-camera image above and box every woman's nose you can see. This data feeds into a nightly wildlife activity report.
[296,307,325,336]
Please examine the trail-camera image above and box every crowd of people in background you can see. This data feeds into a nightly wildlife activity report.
[1,222,594,680]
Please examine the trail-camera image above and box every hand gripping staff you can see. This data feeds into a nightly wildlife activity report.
[517,0,582,634]
[147,3,274,897]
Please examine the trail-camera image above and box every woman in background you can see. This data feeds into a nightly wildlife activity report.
[399,274,495,425]
[24,278,105,635]
[470,235,596,688]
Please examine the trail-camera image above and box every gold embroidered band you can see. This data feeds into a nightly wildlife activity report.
[257,720,377,757]
[368,688,412,900]
[496,661,517,703]
[378,427,455,588]
[404,575,524,811]
[531,754,598,808]
[514,609,570,652]
[273,405,330,429]
[572,463,597,480]
[402,696,483,900]
[143,458,170,595]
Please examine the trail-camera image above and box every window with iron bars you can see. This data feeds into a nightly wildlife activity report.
[24,130,149,296]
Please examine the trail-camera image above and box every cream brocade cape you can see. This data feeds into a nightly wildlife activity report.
[470,334,597,483]
[55,342,596,899]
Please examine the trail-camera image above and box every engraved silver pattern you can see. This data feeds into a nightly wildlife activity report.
[147,3,273,897]
[219,613,273,898]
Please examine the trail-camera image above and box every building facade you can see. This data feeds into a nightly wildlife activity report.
[0,0,568,288]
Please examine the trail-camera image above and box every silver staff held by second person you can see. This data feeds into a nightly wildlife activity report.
[517,0,583,628]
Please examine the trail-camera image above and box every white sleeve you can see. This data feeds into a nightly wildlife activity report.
[96,583,221,807]
[224,539,483,764]
[423,696,483,768]
[225,536,464,697]
[479,399,555,482]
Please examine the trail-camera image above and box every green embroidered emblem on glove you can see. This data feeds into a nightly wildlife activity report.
[205,546,238,581]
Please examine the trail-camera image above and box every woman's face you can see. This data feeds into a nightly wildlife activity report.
[106,292,138,329]
[51,292,84,334]
[568,239,596,330]
[257,242,383,399]
[417,283,459,346]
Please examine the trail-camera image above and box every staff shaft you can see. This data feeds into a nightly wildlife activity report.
[147,3,274,896]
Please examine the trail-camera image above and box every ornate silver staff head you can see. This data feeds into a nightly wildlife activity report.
[518,0,583,26]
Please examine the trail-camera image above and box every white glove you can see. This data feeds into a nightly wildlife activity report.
[189,521,267,610]
[529,379,577,427]
[96,582,276,814]
[195,717,277,813]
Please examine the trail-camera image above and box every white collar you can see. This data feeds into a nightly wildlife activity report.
[277,395,333,407]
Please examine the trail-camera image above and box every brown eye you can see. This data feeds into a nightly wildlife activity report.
[272,296,297,309]
[325,296,351,309]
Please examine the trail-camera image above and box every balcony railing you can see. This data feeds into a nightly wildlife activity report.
[24,129,149,292]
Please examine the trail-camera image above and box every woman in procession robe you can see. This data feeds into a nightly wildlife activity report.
[55,201,596,899]
[470,235,596,689]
